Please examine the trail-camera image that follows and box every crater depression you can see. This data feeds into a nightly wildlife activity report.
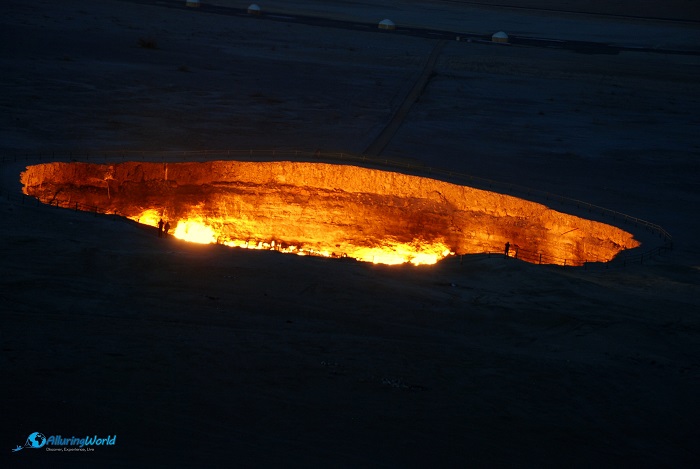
[20,161,639,266]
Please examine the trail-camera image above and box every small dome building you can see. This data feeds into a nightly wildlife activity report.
[492,31,509,43]
[378,19,396,30]
[248,4,261,15]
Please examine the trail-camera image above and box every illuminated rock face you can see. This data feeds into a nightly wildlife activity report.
[20,161,640,266]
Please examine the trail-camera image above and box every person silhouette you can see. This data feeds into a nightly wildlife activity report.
[157,219,164,238]
[505,241,510,258]
[164,221,171,238]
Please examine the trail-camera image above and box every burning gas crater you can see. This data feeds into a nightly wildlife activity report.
[21,161,639,266]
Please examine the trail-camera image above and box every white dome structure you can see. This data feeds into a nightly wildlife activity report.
[248,4,261,15]
[378,19,396,30]
[185,0,200,7]
[492,31,509,43]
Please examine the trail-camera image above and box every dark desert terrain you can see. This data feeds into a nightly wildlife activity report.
[2,0,699,467]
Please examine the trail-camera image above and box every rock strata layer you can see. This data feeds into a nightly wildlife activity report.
[21,161,640,265]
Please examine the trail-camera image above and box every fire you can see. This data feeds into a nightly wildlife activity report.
[129,211,451,265]
[131,209,162,228]
[172,218,217,244]
[130,210,219,245]
[20,160,643,267]
[349,243,452,266]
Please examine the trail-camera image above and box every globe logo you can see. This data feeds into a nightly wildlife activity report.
[26,432,47,448]
[12,432,46,452]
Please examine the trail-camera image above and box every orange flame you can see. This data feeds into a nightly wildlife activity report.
[20,161,641,267]
[129,212,451,265]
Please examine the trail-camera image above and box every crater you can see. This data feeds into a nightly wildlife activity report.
[20,161,640,266]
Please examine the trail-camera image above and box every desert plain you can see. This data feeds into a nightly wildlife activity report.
[1,0,699,467]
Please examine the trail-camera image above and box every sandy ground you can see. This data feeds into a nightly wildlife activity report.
[236,0,700,46]
[2,0,700,467]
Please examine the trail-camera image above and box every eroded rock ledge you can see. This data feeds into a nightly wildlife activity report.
[21,161,640,265]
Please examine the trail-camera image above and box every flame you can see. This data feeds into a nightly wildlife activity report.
[349,243,452,266]
[172,218,217,244]
[129,212,451,265]
[131,209,162,228]
[20,161,642,267]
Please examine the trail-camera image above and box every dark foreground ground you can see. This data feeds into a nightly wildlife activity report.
[3,191,698,468]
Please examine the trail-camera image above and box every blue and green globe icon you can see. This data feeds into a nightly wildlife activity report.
[12,432,46,452]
